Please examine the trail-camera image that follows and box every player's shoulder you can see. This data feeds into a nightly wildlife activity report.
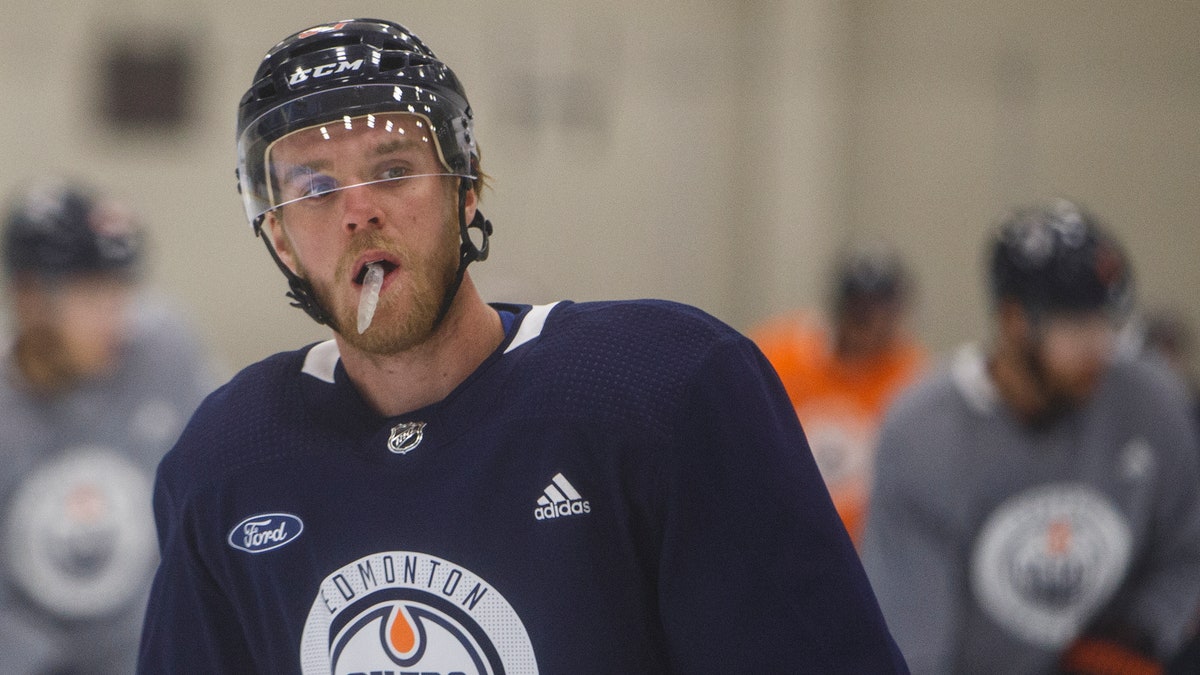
[201,345,309,410]
[125,291,205,351]
[533,299,754,378]
[1103,355,1195,421]
[1108,354,1188,395]
[506,300,753,432]
[542,298,742,348]
[870,349,967,453]
[869,354,973,491]
[885,353,962,418]
[156,345,312,484]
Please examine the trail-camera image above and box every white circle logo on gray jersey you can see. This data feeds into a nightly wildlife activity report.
[300,551,537,674]
[4,446,157,619]
[971,483,1132,647]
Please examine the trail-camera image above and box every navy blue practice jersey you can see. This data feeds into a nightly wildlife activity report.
[138,300,907,674]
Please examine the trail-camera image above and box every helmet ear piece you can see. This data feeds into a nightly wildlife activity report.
[455,177,490,265]
[255,220,333,327]
[464,210,493,263]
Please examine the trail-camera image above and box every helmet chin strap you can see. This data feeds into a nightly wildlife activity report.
[432,178,492,326]
[255,177,491,331]
[255,218,335,326]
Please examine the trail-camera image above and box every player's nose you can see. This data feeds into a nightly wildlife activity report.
[340,184,383,232]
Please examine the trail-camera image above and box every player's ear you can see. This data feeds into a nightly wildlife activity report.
[265,213,301,276]
[461,179,478,226]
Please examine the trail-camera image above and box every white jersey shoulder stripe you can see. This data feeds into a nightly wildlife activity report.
[300,301,560,382]
[301,339,340,383]
[504,302,561,354]
[950,342,999,415]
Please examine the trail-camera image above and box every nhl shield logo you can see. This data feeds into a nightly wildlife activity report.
[388,422,426,454]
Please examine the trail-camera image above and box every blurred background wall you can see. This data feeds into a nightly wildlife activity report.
[0,0,1196,374]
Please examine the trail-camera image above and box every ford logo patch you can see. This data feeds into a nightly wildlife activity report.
[228,513,304,553]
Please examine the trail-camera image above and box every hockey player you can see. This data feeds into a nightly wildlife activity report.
[751,245,925,545]
[0,180,215,673]
[137,18,908,673]
[861,199,1200,673]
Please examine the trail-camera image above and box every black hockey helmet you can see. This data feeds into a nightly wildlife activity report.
[236,18,491,326]
[989,199,1132,316]
[3,180,143,281]
[830,244,910,316]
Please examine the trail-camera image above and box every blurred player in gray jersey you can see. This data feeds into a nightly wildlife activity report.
[862,199,1200,674]
[0,179,217,674]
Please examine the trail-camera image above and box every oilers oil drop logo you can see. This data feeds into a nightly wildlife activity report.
[300,551,537,674]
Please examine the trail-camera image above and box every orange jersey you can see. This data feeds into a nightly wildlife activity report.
[751,313,925,544]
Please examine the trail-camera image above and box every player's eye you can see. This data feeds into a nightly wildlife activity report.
[379,165,410,181]
[278,166,340,204]
[300,174,339,199]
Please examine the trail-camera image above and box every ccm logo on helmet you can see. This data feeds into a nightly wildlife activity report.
[287,59,364,87]
[228,513,304,553]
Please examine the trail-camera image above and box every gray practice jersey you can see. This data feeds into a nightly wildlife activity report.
[0,294,216,674]
[862,344,1200,674]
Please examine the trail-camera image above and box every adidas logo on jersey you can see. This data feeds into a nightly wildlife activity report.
[534,473,590,521]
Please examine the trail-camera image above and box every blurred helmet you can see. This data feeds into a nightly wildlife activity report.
[3,180,143,280]
[831,244,910,316]
[236,18,478,230]
[989,199,1132,316]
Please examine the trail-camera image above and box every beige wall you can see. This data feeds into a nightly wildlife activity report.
[1,1,1196,378]
[845,1,1200,362]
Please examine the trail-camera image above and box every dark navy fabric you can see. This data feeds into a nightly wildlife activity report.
[138,299,907,674]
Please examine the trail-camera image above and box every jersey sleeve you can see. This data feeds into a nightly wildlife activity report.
[1102,382,1200,661]
[137,467,256,673]
[655,334,908,672]
[860,387,961,674]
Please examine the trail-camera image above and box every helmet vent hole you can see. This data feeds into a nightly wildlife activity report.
[378,53,412,73]
[253,81,277,101]
[381,51,438,75]
[288,37,357,59]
